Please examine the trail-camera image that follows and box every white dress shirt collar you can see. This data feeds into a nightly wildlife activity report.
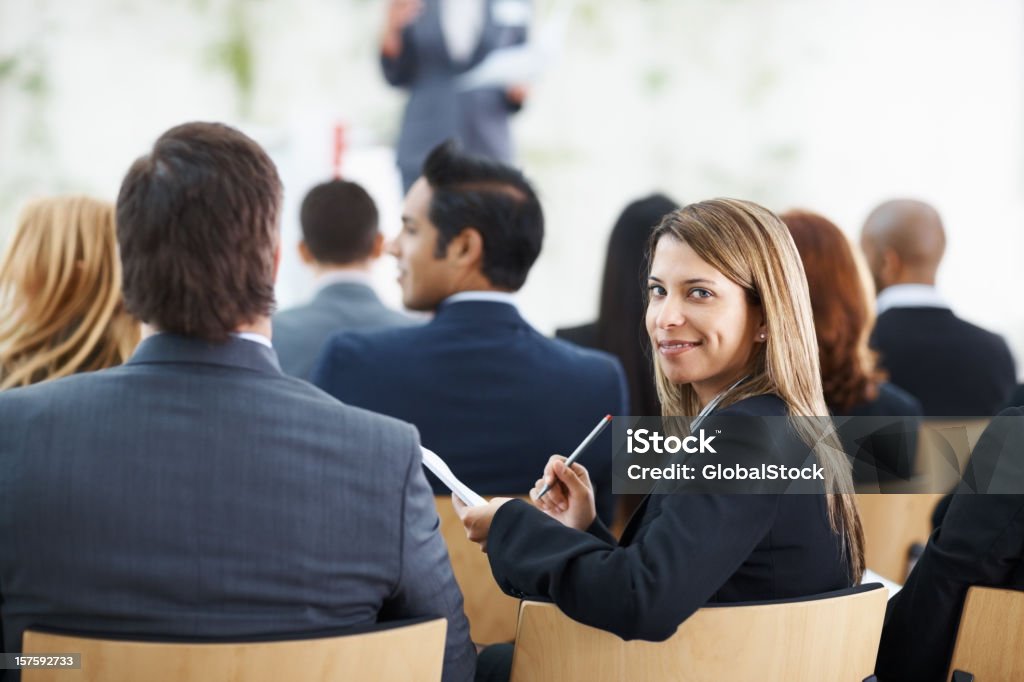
[233,332,273,349]
[444,290,518,308]
[148,330,273,350]
[313,269,373,294]
[441,0,486,63]
[876,283,949,315]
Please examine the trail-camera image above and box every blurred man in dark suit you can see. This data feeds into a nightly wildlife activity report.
[876,407,1024,681]
[861,199,1016,416]
[0,123,473,682]
[311,142,627,524]
[273,179,415,378]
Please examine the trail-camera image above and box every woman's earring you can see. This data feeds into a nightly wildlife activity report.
[759,332,767,340]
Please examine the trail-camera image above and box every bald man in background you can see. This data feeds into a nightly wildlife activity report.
[861,199,1016,416]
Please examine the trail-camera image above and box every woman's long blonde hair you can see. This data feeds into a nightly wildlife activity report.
[650,198,864,582]
[0,196,140,388]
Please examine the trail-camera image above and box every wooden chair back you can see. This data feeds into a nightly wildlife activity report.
[435,495,524,644]
[21,618,447,682]
[947,586,1024,681]
[509,584,887,682]
[857,492,945,582]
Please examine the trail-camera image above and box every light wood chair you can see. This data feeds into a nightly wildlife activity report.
[857,492,946,582]
[21,617,446,682]
[436,495,523,644]
[508,584,887,682]
[947,586,1024,681]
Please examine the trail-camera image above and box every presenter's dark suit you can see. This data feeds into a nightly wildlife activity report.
[875,407,1024,682]
[0,335,474,682]
[273,281,416,379]
[485,394,851,642]
[871,306,1016,417]
[310,300,628,524]
[382,0,530,190]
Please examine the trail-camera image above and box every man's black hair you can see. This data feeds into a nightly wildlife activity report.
[421,141,543,290]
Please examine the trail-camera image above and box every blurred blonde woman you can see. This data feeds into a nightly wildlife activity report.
[0,196,139,389]
[457,198,865,682]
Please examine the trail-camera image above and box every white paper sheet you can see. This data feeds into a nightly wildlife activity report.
[421,447,488,507]
[862,568,902,597]
[455,0,574,91]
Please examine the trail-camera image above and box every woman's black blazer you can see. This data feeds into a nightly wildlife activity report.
[485,394,852,641]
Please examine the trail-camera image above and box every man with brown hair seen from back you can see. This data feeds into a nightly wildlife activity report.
[0,122,474,682]
[861,198,1016,416]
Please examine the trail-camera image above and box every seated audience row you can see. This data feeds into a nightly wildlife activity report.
[0,120,1020,682]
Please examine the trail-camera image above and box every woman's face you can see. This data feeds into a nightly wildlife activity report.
[646,236,765,407]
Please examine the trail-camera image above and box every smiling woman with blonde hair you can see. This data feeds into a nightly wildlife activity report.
[457,198,866,682]
[649,199,864,574]
[0,195,139,389]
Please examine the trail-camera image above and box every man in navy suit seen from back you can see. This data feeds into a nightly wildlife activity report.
[311,141,627,523]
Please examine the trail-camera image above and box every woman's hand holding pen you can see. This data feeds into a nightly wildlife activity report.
[453,452,597,552]
[531,455,597,531]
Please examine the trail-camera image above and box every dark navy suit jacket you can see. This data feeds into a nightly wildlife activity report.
[871,307,1016,417]
[0,335,474,682]
[310,300,628,524]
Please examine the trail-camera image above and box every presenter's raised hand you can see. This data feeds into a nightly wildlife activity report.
[452,494,513,553]
[386,0,423,33]
[531,455,597,531]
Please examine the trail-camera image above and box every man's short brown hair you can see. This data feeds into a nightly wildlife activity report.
[116,122,282,342]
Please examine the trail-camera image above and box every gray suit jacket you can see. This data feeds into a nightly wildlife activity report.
[272,282,416,379]
[382,0,530,189]
[0,334,474,682]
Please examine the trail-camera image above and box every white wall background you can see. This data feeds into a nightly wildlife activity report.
[2,0,1022,375]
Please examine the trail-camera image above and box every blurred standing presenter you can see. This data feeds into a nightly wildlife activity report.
[380,0,531,191]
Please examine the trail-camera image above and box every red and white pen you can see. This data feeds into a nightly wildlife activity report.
[536,414,613,499]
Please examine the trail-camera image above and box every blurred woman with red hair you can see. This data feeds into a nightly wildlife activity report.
[782,209,922,486]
